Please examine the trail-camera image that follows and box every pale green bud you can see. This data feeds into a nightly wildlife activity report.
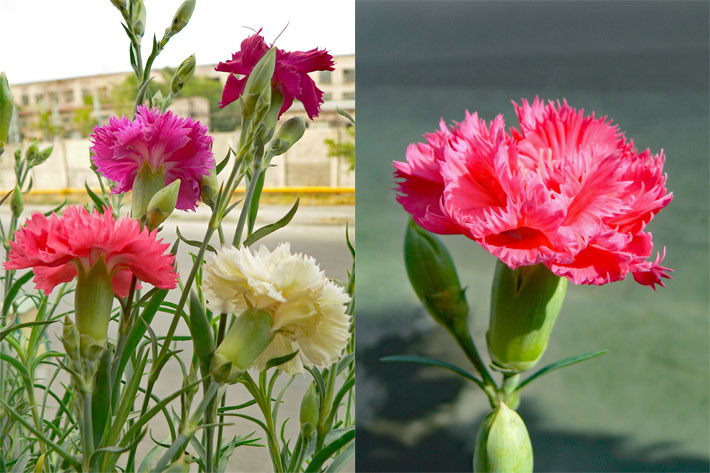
[28,144,53,168]
[131,166,165,219]
[241,48,275,119]
[404,219,469,330]
[24,139,39,165]
[299,383,320,436]
[487,260,567,372]
[171,54,196,95]
[62,316,81,363]
[473,402,533,473]
[110,0,126,11]
[10,184,22,218]
[146,179,180,230]
[13,147,21,165]
[0,72,13,145]
[200,169,219,208]
[130,0,146,38]
[210,309,274,384]
[270,117,306,156]
[167,0,195,37]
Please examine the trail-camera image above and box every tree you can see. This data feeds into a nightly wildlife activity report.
[324,124,355,170]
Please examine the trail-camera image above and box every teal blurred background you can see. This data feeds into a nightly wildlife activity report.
[355,1,709,471]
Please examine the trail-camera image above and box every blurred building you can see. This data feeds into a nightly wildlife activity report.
[8,54,355,141]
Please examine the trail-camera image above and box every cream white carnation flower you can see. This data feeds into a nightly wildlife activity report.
[203,242,351,375]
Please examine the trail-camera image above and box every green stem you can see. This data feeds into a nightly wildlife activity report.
[232,166,262,247]
[449,319,497,406]
[81,392,94,472]
[214,313,228,468]
[242,374,285,473]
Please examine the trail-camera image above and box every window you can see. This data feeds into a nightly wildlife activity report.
[319,71,332,84]
[323,92,333,101]
[49,91,58,104]
[64,89,74,103]
[35,93,44,104]
[21,95,29,106]
[343,91,355,100]
[343,69,355,84]
[82,89,92,100]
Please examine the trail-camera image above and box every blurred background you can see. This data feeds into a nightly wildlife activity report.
[355,1,709,472]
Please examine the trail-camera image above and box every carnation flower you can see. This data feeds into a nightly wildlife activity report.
[90,106,214,212]
[5,205,178,296]
[216,31,335,119]
[203,243,350,375]
[394,98,673,289]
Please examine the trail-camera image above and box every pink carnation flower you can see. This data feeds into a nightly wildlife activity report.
[90,106,214,211]
[5,206,178,296]
[216,30,335,119]
[394,98,673,289]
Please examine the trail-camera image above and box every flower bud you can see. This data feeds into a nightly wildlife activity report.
[110,0,126,11]
[487,260,567,372]
[170,54,196,95]
[200,169,219,208]
[28,144,53,168]
[24,139,39,165]
[167,0,195,37]
[241,48,275,120]
[270,117,306,156]
[130,0,146,38]
[209,309,274,384]
[0,72,13,146]
[473,402,533,473]
[131,166,165,219]
[74,259,114,356]
[146,179,180,230]
[10,184,22,217]
[300,383,320,436]
[62,316,81,363]
[14,147,21,165]
[404,219,469,330]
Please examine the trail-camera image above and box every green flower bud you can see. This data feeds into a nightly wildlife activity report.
[0,72,13,145]
[487,260,567,372]
[131,165,165,219]
[270,117,306,156]
[13,147,21,165]
[146,179,180,230]
[74,258,114,356]
[28,144,53,168]
[130,0,146,38]
[241,48,275,120]
[209,309,274,384]
[24,139,39,165]
[167,0,195,37]
[62,316,81,363]
[10,184,22,218]
[200,169,219,208]
[110,0,126,11]
[473,402,533,473]
[404,219,469,330]
[300,383,320,436]
[170,54,196,95]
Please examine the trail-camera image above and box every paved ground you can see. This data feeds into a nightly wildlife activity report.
[1,204,354,472]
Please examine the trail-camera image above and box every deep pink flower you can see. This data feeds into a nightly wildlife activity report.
[90,106,214,211]
[216,31,335,119]
[4,206,178,296]
[394,98,673,289]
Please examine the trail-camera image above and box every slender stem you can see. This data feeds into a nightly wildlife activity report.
[232,166,262,247]
[242,374,285,473]
[81,392,94,472]
[214,312,228,467]
[448,320,498,407]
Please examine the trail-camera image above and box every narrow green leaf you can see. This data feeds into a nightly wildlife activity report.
[265,349,299,371]
[85,180,107,213]
[381,355,484,388]
[243,198,299,247]
[0,319,54,343]
[188,290,214,381]
[2,271,34,316]
[516,349,608,392]
[176,226,217,253]
[305,366,326,400]
[92,347,113,448]
[305,428,354,473]
[335,108,355,125]
[324,440,355,473]
[216,148,232,175]
[345,222,355,258]
[246,171,266,235]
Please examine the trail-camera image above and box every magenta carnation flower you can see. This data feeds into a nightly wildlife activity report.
[90,106,214,211]
[216,31,335,119]
[5,205,178,296]
[394,98,673,289]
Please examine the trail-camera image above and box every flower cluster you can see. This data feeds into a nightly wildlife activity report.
[203,243,350,375]
[90,106,214,211]
[216,31,335,119]
[394,98,673,289]
[4,205,177,296]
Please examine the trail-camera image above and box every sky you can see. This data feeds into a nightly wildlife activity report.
[0,0,355,84]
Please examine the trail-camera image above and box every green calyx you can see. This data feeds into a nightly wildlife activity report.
[131,165,165,219]
[487,260,567,372]
[210,308,274,384]
[473,402,533,473]
[404,219,469,330]
[74,258,115,359]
